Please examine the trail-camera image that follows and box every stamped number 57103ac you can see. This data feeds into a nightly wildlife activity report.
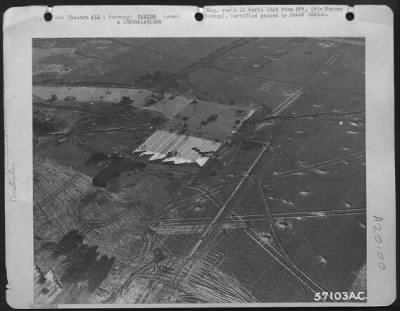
[314,291,366,302]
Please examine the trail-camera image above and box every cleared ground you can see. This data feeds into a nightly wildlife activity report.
[33,37,365,304]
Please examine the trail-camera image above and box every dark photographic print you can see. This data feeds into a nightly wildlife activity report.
[32,37,366,304]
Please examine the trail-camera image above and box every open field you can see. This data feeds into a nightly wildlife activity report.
[33,86,150,103]
[33,86,195,119]
[33,37,365,304]
[163,100,254,141]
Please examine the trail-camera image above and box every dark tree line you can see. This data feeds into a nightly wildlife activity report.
[52,230,115,292]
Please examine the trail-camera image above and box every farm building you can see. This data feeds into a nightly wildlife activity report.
[133,130,221,167]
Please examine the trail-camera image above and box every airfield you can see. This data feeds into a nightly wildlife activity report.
[33,37,366,304]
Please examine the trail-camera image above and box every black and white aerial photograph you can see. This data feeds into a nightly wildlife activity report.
[32,37,366,304]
